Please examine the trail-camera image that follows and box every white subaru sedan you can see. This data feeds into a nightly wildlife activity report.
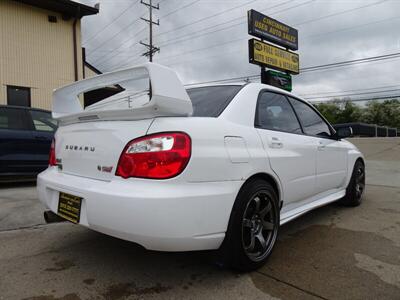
[37,63,365,271]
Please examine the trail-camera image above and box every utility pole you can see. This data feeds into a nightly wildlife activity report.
[140,0,160,62]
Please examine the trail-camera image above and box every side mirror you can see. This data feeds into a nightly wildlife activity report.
[335,126,353,139]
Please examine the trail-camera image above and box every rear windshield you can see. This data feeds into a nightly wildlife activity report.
[186,85,243,117]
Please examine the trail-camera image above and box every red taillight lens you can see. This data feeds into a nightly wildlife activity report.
[116,132,191,179]
[49,139,56,166]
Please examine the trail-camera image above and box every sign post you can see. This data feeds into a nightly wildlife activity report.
[248,9,299,91]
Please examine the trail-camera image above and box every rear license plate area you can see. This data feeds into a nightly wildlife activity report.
[57,192,82,224]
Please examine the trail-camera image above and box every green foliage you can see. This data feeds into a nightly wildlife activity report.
[314,99,400,129]
[313,102,341,124]
[363,100,400,128]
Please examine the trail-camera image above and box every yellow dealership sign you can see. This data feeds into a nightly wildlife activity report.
[248,39,299,75]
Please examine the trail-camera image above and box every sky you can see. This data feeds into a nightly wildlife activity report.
[77,0,400,102]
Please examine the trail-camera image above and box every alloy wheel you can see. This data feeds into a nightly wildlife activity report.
[355,164,365,199]
[241,191,278,262]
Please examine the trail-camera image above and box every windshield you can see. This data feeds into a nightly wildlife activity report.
[186,85,243,117]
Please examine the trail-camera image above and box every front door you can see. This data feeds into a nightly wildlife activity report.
[288,97,348,194]
[255,92,317,210]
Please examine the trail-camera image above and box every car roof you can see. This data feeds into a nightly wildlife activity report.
[185,82,244,89]
[185,82,308,104]
[0,105,51,114]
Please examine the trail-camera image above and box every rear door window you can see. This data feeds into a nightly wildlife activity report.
[0,107,30,130]
[29,110,57,132]
[256,92,302,134]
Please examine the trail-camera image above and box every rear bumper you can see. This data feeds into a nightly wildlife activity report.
[37,167,240,251]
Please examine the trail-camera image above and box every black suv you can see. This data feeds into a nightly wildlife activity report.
[0,105,57,181]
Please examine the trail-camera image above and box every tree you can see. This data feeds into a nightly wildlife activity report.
[336,101,363,124]
[314,98,400,129]
[314,101,341,124]
[364,99,400,128]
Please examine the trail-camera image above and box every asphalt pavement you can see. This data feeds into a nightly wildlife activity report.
[0,138,399,300]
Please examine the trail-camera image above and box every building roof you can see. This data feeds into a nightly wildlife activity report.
[13,0,98,18]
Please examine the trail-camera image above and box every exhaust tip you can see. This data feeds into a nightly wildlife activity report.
[44,211,66,223]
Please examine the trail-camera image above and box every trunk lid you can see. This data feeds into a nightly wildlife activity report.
[55,119,153,181]
[51,63,192,181]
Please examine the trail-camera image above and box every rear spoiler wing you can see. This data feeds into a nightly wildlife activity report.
[52,63,193,122]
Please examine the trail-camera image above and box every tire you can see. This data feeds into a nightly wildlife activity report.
[339,159,365,207]
[219,179,280,271]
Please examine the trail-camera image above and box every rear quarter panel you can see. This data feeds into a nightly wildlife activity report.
[147,117,280,191]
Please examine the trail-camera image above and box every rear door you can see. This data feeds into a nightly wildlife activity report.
[0,107,35,175]
[287,97,348,194]
[28,110,58,172]
[255,92,317,209]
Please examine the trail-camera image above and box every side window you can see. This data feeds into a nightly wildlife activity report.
[256,92,302,134]
[0,108,30,130]
[288,97,332,137]
[29,110,58,132]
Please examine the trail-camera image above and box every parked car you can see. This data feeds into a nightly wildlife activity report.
[37,64,365,271]
[0,105,57,181]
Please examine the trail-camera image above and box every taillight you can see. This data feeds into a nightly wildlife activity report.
[116,132,191,179]
[49,139,56,166]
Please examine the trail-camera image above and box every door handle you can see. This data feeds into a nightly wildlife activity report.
[270,137,283,149]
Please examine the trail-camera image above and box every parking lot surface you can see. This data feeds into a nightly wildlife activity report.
[1,138,399,300]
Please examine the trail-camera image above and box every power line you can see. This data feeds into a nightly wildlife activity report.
[153,0,385,51]
[157,0,296,48]
[108,0,390,69]
[156,0,390,64]
[299,84,400,96]
[301,15,400,42]
[295,0,388,27]
[182,52,400,86]
[305,88,400,100]
[156,0,313,48]
[95,0,394,73]
[311,94,400,103]
[157,42,400,70]
[148,0,260,40]
[89,15,146,62]
[92,27,146,66]
[101,11,400,70]
[84,0,140,45]
[95,0,259,66]
[107,0,313,68]
[91,0,200,66]
[95,0,294,64]
[160,0,201,19]
[301,52,400,72]
[162,46,400,76]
